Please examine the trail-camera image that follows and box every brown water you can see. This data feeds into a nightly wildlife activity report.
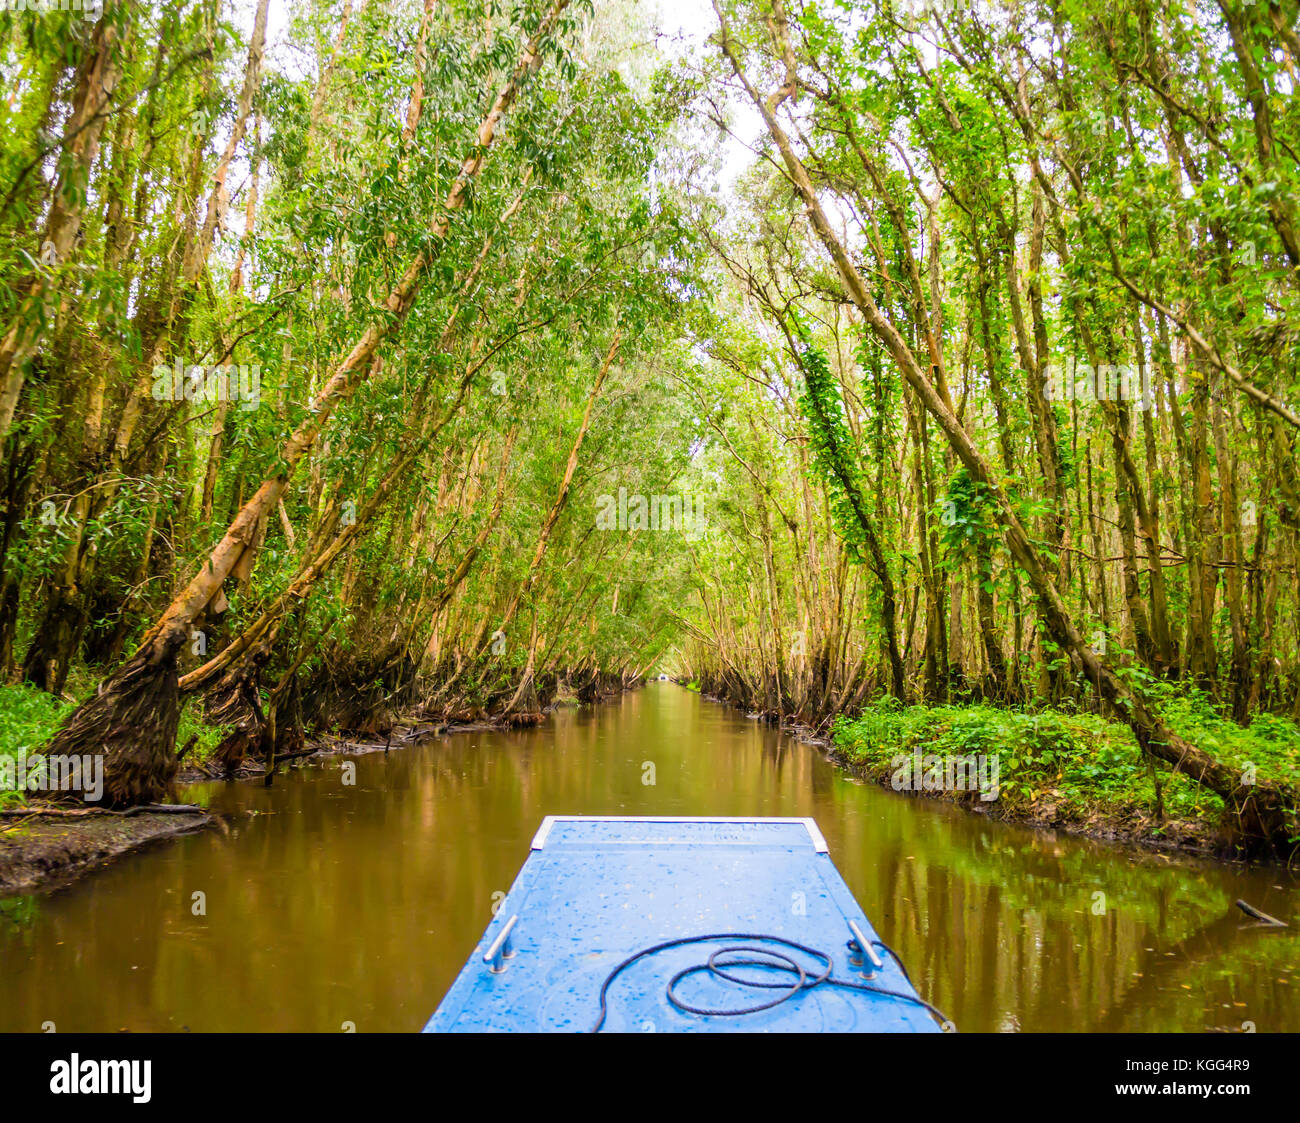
[1,684,1296,1032]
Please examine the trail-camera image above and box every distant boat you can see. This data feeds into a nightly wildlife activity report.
[426,816,948,1033]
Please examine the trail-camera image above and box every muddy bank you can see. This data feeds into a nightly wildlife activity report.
[0,724,457,895]
[175,722,450,783]
[176,715,549,784]
[822,744,1224,860]
[2,697,618,896]
[0,810,216,897]
[177,674,641,783]
[694,689,1242,864]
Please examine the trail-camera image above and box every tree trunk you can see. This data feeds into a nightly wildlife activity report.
[39,0,574,804]
[716,0,1296,849]
[0,15,121,442]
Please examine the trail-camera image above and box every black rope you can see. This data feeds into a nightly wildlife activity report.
[589,932,955,1032]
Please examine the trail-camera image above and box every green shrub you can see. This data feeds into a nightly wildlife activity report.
[0,684,76,808]
[833,689,1298,834]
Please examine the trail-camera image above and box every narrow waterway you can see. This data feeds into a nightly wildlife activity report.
[1,684,1295,1032]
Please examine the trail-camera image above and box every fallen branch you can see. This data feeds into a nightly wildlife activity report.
[262,748,316,765]
[175,733,200,763]
[1235,899,1289,928]
[0,803,207,819]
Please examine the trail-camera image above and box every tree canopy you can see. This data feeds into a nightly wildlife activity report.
[1,0,1297,848]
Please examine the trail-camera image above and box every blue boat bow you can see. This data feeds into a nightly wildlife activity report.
[426,816,948,1033]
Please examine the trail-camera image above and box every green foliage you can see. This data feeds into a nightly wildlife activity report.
[0,0,1297,869]
[0,684,75,807]
[176,705,234,771]
[937,468,998,558]
[835,694,1300,833]
[796,341,873,568]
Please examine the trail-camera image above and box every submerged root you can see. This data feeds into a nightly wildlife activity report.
[203,647,304,776]
[1221,782,1299,859]
[204,651,268,777]
[501,710,545,728]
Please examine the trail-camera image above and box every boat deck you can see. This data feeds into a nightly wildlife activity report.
[426,816,943,1033]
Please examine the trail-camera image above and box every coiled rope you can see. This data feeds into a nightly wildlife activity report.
[589,932,955,1032]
